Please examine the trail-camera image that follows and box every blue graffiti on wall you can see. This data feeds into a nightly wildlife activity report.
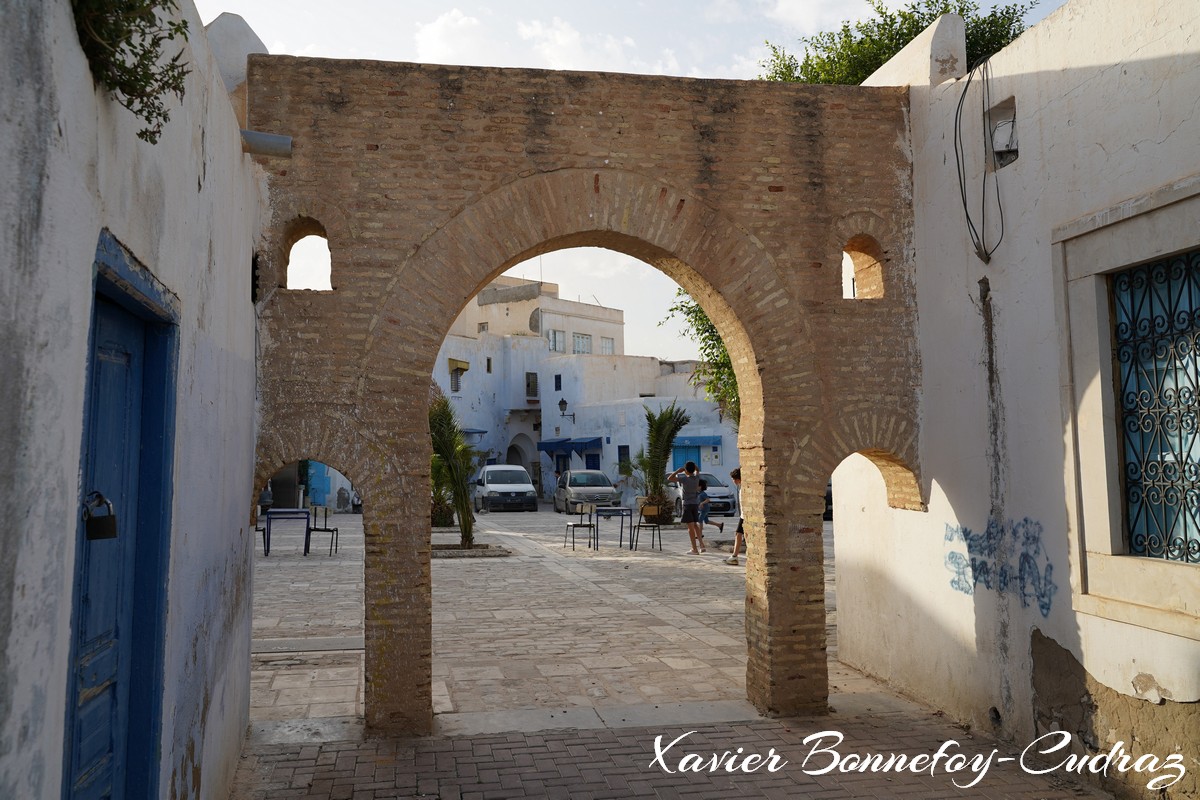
[944,517,1057,617]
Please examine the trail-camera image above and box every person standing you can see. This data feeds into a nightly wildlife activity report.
[668,461,706,554]
[697,479,725,537]
[725,468,744,565]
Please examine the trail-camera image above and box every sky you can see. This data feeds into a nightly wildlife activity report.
[194,0,1068,360]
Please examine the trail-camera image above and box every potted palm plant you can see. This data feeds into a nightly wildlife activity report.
[636,402,691,525]
[429,392,479,548]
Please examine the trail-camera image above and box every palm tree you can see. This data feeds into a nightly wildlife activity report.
[429,392,478,547]
[638,401,691,523]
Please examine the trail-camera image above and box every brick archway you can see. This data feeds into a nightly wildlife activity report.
[249,56,922,732]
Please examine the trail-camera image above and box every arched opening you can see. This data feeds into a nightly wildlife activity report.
[427,242,752,724]
[824,450,924,708]
[281,216,333,291]
[287,235,332,290]
[249,459,366,736]
[843,233,886,299]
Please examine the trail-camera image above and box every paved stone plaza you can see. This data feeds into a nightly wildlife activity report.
[233,510,1112,799]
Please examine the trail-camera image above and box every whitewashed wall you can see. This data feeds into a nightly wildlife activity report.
[836,0,1200,739]
[0,1,264,796]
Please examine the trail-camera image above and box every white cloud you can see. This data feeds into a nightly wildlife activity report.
[516,16,681,75]
[415,8,511,66]
[761,0,873,37]
[704,0,746,24]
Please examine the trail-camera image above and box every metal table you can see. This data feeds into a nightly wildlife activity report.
[262,508,312,556]
[595,506,634,549]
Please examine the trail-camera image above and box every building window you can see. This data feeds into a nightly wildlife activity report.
[450,369,464,393]
[486,357,492,373]
[525,372,538,399]
[618,445,631,469]
[601,336,615,355]
[1057,182,1200,638]
[548,329,566,352]
[554,374,562,391]
[478,322,488,333]
[572,333,592,354]
[1111,248,1200,564]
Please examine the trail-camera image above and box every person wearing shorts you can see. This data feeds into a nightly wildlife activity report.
[669,461,706,553]
[725,468,744,565]
[698,480,725,537]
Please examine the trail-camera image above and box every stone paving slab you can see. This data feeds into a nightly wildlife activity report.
[231,713,1112,799]
[238,510,1114,799]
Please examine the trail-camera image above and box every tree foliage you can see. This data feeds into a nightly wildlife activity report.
[72,0,191,143]
[429,393,479,547]
[669,1,1035,415]
[663,290,740,426]
[758,0,1036,85]
[635,402,692,523]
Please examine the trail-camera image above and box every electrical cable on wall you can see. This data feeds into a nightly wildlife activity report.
[954,57,1008,264]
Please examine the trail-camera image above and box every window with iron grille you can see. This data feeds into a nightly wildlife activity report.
[525,372,538,398]
[572,333,592,354]
[601,336,615,355]
[1110,247,1200,564]
[450,368,463,393]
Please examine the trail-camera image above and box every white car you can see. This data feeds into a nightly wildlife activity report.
[472,465,539,512]
[665,472,737,516]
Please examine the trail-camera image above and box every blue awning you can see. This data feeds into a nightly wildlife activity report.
[537,438,572,454]
[537,437,603,455]
[674,435,722,447]
[462,428,488,436]
[569,437,602,453]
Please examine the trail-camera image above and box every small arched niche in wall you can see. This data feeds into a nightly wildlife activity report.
[287,235,333,290]
[841,234,886,300]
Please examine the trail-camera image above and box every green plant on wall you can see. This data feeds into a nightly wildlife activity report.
[72,0,191,144]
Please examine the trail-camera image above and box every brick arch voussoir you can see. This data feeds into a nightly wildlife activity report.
[813,409,925,512]
[252,407,410,519]
[356,168,778,398]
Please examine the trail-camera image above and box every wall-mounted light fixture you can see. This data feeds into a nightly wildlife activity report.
[558,398,575,423]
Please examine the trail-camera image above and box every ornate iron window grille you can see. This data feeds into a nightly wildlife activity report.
[1110,247,1200,564]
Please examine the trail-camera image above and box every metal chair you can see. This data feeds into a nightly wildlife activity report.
[310,506,340,555]
[633,504,662,551]
[564,503,597,550]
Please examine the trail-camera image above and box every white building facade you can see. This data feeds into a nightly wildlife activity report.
[435,278,739,502]
[833,2,1199,796]
[1,4,266,799]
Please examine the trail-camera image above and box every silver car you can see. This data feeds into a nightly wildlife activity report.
[553,470,620,513]
[665,472,737,516]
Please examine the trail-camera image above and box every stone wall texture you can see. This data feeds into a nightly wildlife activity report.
[247,56,920,733]
[1032,630,1198,800]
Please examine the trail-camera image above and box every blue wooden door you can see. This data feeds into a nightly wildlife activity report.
[66,298,145,799]
[672,446,700,470]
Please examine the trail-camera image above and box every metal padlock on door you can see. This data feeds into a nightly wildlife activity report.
[83,491,118,541]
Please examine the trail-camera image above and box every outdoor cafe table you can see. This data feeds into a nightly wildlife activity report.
[594,506,634,549]
[262,508,313,556]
